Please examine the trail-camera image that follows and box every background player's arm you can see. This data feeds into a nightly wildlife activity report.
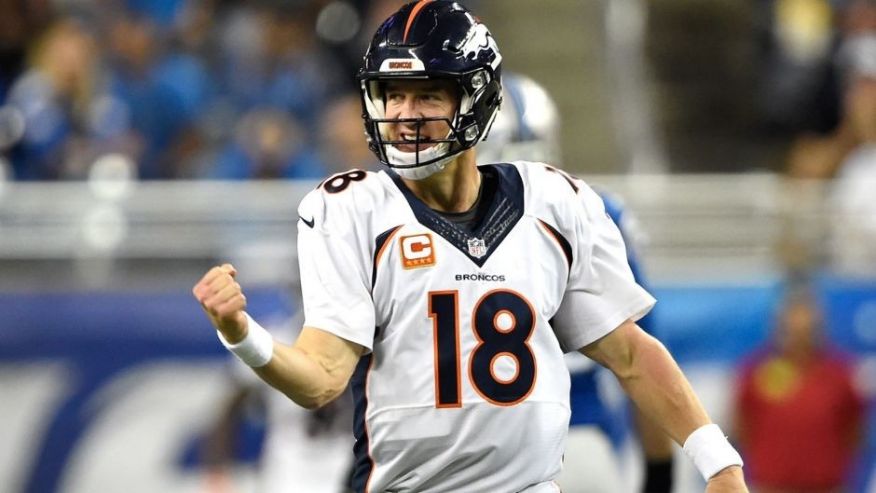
[581,320,746,491]
[193,264,363,410]
[634,407,675,491]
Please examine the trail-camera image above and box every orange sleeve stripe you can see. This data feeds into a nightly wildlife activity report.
[537,219,573,271]
[403,0,434,43]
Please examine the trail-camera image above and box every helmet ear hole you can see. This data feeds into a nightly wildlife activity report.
[486,86,501,109]
[478,79,502,125]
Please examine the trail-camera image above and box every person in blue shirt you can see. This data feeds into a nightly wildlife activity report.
[478,71,675,493]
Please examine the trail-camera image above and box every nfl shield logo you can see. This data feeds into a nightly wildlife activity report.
[467,238,487,258]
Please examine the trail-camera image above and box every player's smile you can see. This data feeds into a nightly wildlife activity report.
[395,130,440,153]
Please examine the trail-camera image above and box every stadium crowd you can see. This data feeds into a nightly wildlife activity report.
[0,0,420,181]
[0,1,873,492]
[1,0,874,183]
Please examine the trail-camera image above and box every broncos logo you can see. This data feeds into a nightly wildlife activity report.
[456,23,502,69]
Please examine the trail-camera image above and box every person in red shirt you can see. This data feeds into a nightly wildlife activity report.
[734,286,864,493]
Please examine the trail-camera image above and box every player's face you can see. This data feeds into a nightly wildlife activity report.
[383,79,458,153]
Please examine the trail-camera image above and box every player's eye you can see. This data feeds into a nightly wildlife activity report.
[420,93,441,102]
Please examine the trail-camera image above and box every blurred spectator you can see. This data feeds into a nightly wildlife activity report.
[0,0,51,102]
[644,0,865,173]
[779,1,876,273]
[828,33,876,273]
[785,1,876,179]
[316,93,378,174]
[755,0,841,138]
[216,2,343,127]
[3,18,129,179]
[172,0,220,60]
[645,0,763,172]
[124,0,188,28]
[206,107,325,179]
[0,0,360,181]
[0,7,215,180]
[105,11,211,178]
[733,285,865,493]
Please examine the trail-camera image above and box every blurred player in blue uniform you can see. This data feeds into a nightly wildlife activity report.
[479,72,675,493]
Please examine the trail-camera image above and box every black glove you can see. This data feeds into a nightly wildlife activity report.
[642,458,673,493]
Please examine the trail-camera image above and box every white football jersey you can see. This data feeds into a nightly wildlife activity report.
[296,162,655,493]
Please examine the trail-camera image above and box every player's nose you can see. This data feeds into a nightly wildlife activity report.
[396,96,422,120]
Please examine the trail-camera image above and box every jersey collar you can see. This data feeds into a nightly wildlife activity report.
[386,163,525,267]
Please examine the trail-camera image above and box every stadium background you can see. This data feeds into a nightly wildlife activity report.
[0,0,874,492]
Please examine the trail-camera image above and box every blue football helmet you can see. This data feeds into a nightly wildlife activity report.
[358,0,503,179]
[477,72,561,165]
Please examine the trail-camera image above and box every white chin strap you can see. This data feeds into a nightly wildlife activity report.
[386,142,456,180]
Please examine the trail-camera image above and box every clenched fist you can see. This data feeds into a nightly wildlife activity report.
[193,263,249,343]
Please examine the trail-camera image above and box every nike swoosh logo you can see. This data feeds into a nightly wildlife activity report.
[299,216,315,228]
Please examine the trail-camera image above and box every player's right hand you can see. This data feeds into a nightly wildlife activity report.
[192,263,249,343]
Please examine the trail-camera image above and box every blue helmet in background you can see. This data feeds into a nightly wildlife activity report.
[477,72,561,166]
[358,1,503,178]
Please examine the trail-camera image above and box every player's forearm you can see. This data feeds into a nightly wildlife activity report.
[612,330,746,489]
[620,335,710,445]
[585,323,710,445]
[634,407,675,460]
[253,343,347,410]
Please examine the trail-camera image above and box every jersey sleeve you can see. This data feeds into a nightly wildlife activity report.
[600,190,660,339]
[551,182,656,352]
[296,189,376,351]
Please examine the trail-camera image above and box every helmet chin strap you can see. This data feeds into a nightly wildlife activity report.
[386,142,457,180]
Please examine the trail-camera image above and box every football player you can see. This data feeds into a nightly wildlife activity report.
[479,72,675,493]
[194,2,747,492]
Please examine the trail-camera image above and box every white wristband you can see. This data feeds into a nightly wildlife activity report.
[216,313,274,367]
[682,424,743,482]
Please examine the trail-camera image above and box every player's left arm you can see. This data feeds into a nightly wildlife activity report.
[553,179,746,491]
[600,191,676,492]
[581,321,748,492]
